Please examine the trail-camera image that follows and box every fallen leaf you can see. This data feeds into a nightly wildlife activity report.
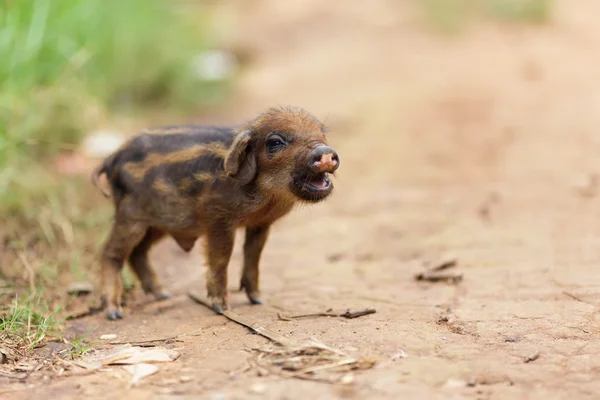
[77,345,180,370]
[110,348,179,365]
[123,363,159,385]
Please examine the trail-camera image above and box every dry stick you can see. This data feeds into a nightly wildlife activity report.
[562,291,595,306]
[187,291,298,347]
[429,257,457,272]
[109,339,184,348]
[415,256,462,283]
[278,308,376,321]
[524,351,540,363]
[414,272,463,283]
[278,312,338,321]
[108,327,203,347]
[340,308,376,318]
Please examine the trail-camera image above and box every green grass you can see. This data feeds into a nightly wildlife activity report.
[0,294,94,360]
[65,332,95,359]
[0,295,62,349]
[418,0,554,34]
[0,0,231,203]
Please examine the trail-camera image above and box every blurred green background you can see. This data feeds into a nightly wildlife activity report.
[0,0,231,213]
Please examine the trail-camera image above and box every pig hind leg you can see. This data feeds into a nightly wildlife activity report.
[100,219,147,320]
[128,227,172,301]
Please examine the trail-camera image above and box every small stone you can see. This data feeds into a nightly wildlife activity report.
[250,383,266,394]
[391,349,406,360]
[180,376,192,383]
[524,351,540,363]
[443,378,467,389]
[340,374,355,384]
[100,334,117,340]
[467,376,477,387]
[67,282,94,296]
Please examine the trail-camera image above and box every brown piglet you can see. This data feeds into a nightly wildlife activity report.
[91,106,340,320]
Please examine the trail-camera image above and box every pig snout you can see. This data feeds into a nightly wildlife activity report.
[309,146,339,173]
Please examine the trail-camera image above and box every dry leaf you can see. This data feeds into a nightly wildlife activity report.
[77,345,180,370]
[123,363,159,385]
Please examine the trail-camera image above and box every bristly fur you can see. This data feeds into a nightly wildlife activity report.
[92,106,339,320]
[321,112,331,134]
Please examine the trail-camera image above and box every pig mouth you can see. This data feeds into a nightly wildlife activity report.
[291,172,333,202]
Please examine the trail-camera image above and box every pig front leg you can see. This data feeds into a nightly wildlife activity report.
[240,225,270,305]
[204,221,235,314]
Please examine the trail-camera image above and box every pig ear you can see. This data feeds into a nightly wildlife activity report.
[224,129,257,185]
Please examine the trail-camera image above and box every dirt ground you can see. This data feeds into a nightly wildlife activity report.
[5,1,600,398]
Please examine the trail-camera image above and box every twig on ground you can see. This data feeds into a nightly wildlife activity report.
[428,256,458,272]
[109,339,184,348]
[187,291,298,346]
[415,272,463,284]
[340,308,376,318]
[524,351,540,363]
[108,327,203,347]
[415,256,462,284]
[562,291,594,306]
[278,308,376,321]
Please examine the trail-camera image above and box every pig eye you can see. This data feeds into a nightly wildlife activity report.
[266,134,287,155]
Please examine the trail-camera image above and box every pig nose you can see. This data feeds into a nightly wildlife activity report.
[310,146,339,173]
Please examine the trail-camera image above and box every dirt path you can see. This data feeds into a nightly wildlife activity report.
[7,1,600,399]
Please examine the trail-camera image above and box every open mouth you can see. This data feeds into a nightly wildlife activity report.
[292,172,334,202]
[306,172,331,191]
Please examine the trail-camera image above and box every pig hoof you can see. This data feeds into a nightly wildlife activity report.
[154,291,172,301]
[247,293,263,305]
[208,296,228,314]
[212,303,224,314]
[107,311,123,320]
